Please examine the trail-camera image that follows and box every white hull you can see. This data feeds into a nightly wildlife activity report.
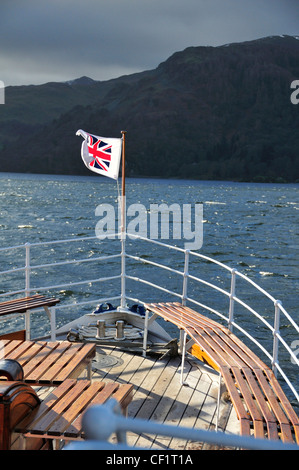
[56,306,172,344]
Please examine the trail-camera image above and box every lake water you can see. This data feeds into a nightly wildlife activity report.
[0,172,298,401]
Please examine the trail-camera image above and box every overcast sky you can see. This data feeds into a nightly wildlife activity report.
[1,0,298,87]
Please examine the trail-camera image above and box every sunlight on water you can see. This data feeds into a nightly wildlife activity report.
[0,173,298,398]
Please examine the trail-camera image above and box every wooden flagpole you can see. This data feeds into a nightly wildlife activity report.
[120,130,126,307]
[121,130,126,233]
[121,131,126,198]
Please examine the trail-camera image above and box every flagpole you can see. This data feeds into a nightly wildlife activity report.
[120,130,126,233]
[121,130,126,200]
[120,130,126,308]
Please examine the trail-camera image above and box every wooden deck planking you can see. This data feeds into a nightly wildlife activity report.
[170,371,214,449]
[9,343,239,450]
[90,344,238,449]
[154,365,204,449]
[132,356,183,448]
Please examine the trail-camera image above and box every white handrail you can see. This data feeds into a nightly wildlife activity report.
[187,273,230,297]
[185,296,231,323]
[229,320,274,363]
[0,288,25,298]
[126,274,183,299]
[233,296,275,332]
[0,234,298,402]
[126,253,184,277]
[235,270,277,303]
[279,302,299,333]
[65,399,299,451]
[30,253,121,270]
[0,266,25,275]
[25,274,122,294]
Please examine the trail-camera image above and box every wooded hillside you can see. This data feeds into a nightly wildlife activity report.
[1,35,298,182]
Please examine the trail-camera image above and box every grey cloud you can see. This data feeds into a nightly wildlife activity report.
[0,0,298,86]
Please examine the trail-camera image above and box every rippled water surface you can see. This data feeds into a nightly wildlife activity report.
[0,173,298,401]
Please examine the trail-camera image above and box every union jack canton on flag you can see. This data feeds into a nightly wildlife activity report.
[76,129,122,180]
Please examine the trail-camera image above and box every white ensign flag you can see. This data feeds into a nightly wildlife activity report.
[76,129,122,180]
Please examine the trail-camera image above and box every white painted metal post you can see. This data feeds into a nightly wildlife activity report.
[142,312,158,358]
[272,299,281,377]
[180,330,187,385]
[50,307,56,341]
[180,250,190,354]
[182,249,190,306]
[43,305,56,341]
[120,234,126,309]
[120,131,126,309]
[228,268,236,332]
[25,243,31,339]
[216,372,222,432]
[142,309,149,358]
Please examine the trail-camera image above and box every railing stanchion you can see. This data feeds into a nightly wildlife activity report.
[228,268,236,332]
[120,193,126,309]
[0,235,298,404]
[121,237,126,309]
[25,242,31,339]
[180,250,190,354]
[182,249,190,306]
[50,307,56,341]
[272,299,281,377]
[180,330,188,385]
[142,309,149,358]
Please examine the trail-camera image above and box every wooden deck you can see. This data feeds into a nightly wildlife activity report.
[10,343,240,450]
[85,344,239,449]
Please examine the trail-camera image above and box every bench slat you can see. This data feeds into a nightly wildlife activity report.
[148,304,244,368]
[16,379,134,444]
[64,382,112,438]
[25,341,73,384]
[29,380,89,434]
[0,295,60,317]
[52,342,95,384]
[221,366,250,422]
[148,302,266,370]
[240,367,277,426]
[231,367,264,423]
[21,342,60,378]
[16,379,79,432]
[280,423,294,443]
[1,339,34,360]
[2,339,96,386]
[263,369,299,427]
[254,369,291,425]
[186,327,224,370]
[49,381,114,436]
[170,302,227,330]
[145,302,299,444]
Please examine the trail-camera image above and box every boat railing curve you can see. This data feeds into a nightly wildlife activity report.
[0,233,298,403]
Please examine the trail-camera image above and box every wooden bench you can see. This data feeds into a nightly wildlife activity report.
[15,378,134,449]
[1,339,96,386]
[0,295,60,317]
[0,380,53,450]
[0,295,60,341]
[144,302,299,445]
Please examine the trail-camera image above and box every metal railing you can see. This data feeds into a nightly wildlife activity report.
[64,398,299,451]
[0,233,298,403]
